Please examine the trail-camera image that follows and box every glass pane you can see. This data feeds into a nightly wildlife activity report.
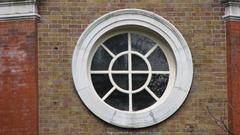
[132,90,156,111]
[91,46,112,70]
[132,54,148,70]
[148,47,169,71]
[112,74,128,90]
[132,74,148,90]
[148,74,169,98]
[131,33,155,55]
[104,33,128,55]
[112,55,128,70]
[91,74,112,98]
[105,90,129,111]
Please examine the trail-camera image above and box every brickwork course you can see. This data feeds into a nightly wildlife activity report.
[38,0,228,135]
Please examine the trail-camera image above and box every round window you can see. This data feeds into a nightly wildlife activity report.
[91,31,175,112]
[72,9,193,128]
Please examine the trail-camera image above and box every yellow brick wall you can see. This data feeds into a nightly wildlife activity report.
[38,0,227,134]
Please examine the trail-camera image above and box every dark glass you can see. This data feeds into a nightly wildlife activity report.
[148,74,169,98]
[104,33,128,55]
[132,90,156,111]
[112,74,128,90]
[112,55,128,70]
[105,90,129,111]
[132,74,148,90]
[131,33,155,55]
[132,54,148,70]
[148,47,169,71]
[91,46,112,70]
[91,74,112,98]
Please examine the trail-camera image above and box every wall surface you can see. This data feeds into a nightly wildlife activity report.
[0,20,38,135]
[226,20,240,134]
[38,0,227,134]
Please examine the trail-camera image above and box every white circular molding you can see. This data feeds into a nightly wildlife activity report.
[72,9,193,128]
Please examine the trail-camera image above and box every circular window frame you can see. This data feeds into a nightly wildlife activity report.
[72,9,193,128]
[89,29,176,113]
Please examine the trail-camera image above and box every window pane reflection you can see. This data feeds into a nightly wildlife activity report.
[132,74,148,90]
[91,46,112,70]
[92,74,112,98]
[112,55,128,70]
[131,33,155,55]
[148,47,169,71]
[112,74,129,90]
[148,74,169,98]
[132,90,156,111]
[105,90,129,111]
[104,33,128,55]
[132,54,148,70]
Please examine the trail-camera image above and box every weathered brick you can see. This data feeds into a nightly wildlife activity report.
[0,20,38,135]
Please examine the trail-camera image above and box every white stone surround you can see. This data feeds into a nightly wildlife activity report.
[0,0,39,20]
[223,2,240,20]
[72,9,193,128]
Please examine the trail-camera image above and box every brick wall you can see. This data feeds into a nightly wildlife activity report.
[38,0,227,134]
[226,20,240,135]
[0,20,38,135]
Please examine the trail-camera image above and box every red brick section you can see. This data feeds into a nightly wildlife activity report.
[0,20,38,135]
[226,20,240,135]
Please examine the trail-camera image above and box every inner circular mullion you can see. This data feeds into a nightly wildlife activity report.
[104,32,172,112]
